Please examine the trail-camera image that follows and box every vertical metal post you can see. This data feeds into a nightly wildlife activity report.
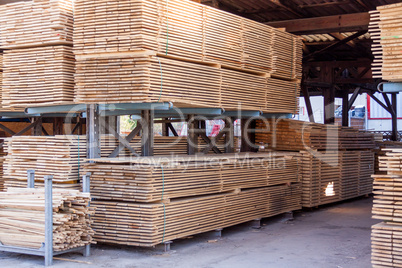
[82,172,91,257]
[187,115,197,155]
[224,117,235,153]
[86,104,101,159]
[27,170,35,188]
[342,91,349,127]
[392,93,398,141]
[141,110,154,156]
[44,175,53,267]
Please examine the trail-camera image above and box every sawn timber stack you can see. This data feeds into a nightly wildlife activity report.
[0,188,94,251]
[87,153,302,246]
[73,0,302,112]
[83,152,301,202]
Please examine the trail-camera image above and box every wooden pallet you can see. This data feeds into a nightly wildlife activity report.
[2,46,75,109]
[256,119,376,151]
[372,222,402,268]
[73,0,302,79]
[91,183,301,247]
[301,150,374,208]
[83,152,301,202]
[0,0,73,49]
[370,3,402,82]
[0,188,94,251]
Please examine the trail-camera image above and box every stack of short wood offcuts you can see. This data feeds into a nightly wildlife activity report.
[0,188,95,251]
[256,119,375,208]
[74,0,302,113]
[86,152,302,247]
[370,3,402,81]
[0,0,74,109]
[372,148,402,267]
[3,136,86,190]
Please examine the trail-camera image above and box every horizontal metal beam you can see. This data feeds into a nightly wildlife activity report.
[222,111,262,118]
[265,12,370,35]
[25,103,173,115]
[260,113,293,119]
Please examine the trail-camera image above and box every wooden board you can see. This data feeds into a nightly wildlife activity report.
[73,0,302,78]
[0,0,73,49]
[83,152,301,202]
[256,119,376,151]
[91,183,301,247]
[2,46,75,109]
[301,150,374,207]
[0,188,94,251]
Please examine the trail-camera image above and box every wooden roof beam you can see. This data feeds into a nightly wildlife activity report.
[265,12,370,34]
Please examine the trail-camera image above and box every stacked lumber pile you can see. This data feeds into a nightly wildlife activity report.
[256,119,375,207]
[256,119,376,151]
[74,53,300,113]
[372,147,402,267]
[86,152,302,246]
[83,152,301,202]
[0,0,74,109]
[0,188,94,250]
[301,150,374,207]
[73,0,302,112]
[374,140,402,174]
[0,0,73,48]
[0,144,5,191]
[370,3,402,81]
[3,136,86,190]
[92,184,301,247]
[2,46,75,109]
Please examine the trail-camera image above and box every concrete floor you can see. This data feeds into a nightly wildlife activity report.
[0,196,379,268]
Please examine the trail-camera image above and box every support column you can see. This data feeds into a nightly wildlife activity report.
[86,104,101,159]
[141,110,154,156]
[44,175,53,267]
[31,117,43,136]
[323,86,335,124]
[224,117,235,153]
[241,119,257,152]
[392,93,398,141]
[187,115,197,155]
[342,91,349,127]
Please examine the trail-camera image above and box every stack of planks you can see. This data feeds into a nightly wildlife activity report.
[0,188,95,250]
[2,46,75,109]
[256,119,375,207]
[3,135,86,190]
[85,152,302,246]
[92,184,301,247]
[74,53,300,113]
[370,3,402,81]
[73,0,302,112]
[372,147,402,267]
[0,0,74,109]
[256,119,376,151]
[301,150,374,208]
[83,152,301,202]
[0,51,2,108]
